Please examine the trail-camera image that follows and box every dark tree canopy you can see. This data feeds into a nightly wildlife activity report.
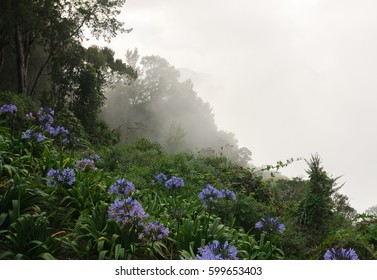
[0,0,128,96]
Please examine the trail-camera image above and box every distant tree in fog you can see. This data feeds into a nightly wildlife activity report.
[366,205,377,216]
[102,50,251,165]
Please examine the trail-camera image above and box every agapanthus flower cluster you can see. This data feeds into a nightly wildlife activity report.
[255,217,285,234]
[165,176,184,189]
[44,124,69,143]
[108,197,149,226]
[323,248,359,260]
[35,107,70,144]
[109,178,135,196]
[37,107,54,128]
[83,152,100,161]
[138,220,170,242]
[198,184,222,209]
[220,189,237,201]
[198,184,237,209]
[195,240,238,260]
[75,158,96,171]
[21,129,46,142]
[48,125,69,142]
[154,172,167,184]
[46,168,76,189]
[0,104,17,114]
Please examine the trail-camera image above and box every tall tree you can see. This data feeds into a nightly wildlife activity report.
[0,0,128,97]
[51,44,136,135]
[296,154,337,233]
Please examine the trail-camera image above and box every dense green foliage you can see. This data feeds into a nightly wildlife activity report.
[0,104,376,260]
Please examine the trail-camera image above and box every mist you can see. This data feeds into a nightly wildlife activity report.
[84,0,377,213]
[101,49,252,166]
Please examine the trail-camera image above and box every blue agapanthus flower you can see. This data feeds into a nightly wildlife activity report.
[108,197,149,226]
[109,178,135,196]
[0,104,17,114]
[37,107,54,128]
[324,248,359,260]
[89,154,100,161]
[165,176,184,189]
[82,151,100,161]
[44,124,56,135]
[21,129,46,142]
[220,189,237,200]
[255,216,285,234]
[75,158,96,171]
[154,172,167,184]
[198,184,222,209]
[44,125,69,143]
[46,168,76,188]
[49,125,69,137]
[139,220,170,242]
[195,240,238,260]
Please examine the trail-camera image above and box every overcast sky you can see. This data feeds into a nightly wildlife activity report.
[88,0,377,212]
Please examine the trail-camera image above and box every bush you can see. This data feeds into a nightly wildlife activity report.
[0,91,37,133]
[54,108,90,148]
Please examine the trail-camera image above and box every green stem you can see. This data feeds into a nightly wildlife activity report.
[205,210,211,241]
[85,173,94,206]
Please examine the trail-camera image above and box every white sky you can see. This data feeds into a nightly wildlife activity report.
[88,0,377,212]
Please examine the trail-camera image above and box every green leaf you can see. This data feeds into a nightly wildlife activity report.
[39,252,56,260]
[0,212,8,226]
[98,250,108,260]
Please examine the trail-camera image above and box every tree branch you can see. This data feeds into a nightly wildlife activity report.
[30,53,52,98]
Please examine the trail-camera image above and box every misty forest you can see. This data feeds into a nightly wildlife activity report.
[0,1,376,260]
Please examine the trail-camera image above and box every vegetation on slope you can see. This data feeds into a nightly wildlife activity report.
[0,99,376,260]
[0,0,376,260]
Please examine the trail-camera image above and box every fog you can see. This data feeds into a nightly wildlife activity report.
[101,50,252,166]
[86,0,377,212]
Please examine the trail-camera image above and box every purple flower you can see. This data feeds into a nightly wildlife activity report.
[0,104,17,114]
[46,168,76,188]
[109,178,135,196]
[21,129,46,142]
[255,217,285,234]
[108,197,149,226]
[90,154,100,161]
[195,240,238,260]
[154,172,167,184]
[48,125,69,137]
[37,107,54,128]
[220,189,237,200]
[75,158,96,171]
[165,176,184,189]
[198,184,222,209]
[44,124,56,135]
[139,221,170,242]
[324,248,359,260]
[82,151,100,161]
[45,125,69,144]
[36,133,46,142]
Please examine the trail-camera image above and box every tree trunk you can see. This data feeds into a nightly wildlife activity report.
[30,54,51,99]
[15,24,28,95]
[0,47,4,75]
[0,26,9,76]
